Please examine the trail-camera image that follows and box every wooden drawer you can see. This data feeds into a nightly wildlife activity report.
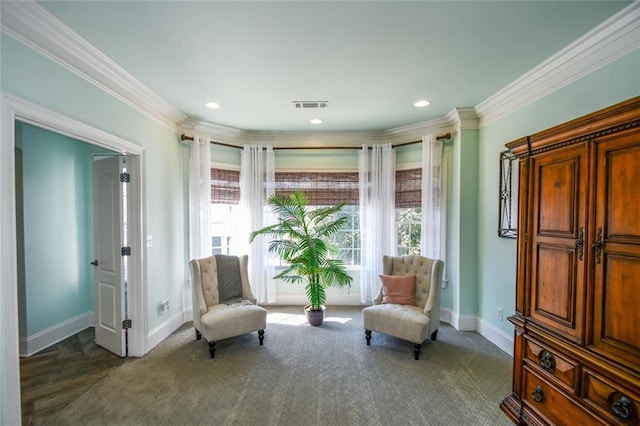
[582,369,640,425]
[523,367,605,425]
[524,337,578,392]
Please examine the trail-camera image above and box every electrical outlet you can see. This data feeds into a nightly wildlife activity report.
[497,307,504,321]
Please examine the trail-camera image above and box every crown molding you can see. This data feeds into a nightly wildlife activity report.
[476,2,640,127]
[180,119,249,146]
[181,118,384,148]
[0,0,186,131]
[247,130,382,148]
[446,107,479,132]
[384,116,452,145]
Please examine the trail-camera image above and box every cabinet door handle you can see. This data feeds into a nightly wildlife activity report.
[592,227,603,264]
[532,386,544,403]
[538,350,556,370]
[610,394,636,421]
[575,227,584,260]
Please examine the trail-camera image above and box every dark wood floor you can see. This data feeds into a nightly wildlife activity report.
[20,328,129,425]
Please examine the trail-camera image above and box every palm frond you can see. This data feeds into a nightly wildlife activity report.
[308,202,346,224]
[314,216,348,239]
[320,258,353,288]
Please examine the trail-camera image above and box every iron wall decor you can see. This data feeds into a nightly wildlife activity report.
[498,150,517,238]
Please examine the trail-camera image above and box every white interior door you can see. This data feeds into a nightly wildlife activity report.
[93,156,126,356]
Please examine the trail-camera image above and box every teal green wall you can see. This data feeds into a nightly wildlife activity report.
[448,129,480,318]
[2,34,187,332]
[15,122,114,336]
[211,144,241,167]
[275,148,359,170]
[459,129,480,317]
[478,51,640,335]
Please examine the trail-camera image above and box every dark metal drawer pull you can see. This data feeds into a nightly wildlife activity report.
[532,386,544,403]
[610,394,635,421]
[538,350,555,370]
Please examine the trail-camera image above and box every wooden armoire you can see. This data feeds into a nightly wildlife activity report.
[501,96,640,425]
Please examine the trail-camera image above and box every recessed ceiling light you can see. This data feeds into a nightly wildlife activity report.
[204,101,220,109]
[414,100,430,108]
[310,118,323,124]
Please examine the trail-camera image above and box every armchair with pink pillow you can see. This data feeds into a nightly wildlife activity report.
[362,255,444,360]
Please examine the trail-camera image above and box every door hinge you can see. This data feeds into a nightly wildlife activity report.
[121,247,131,256]
[120,172,130,183]
[122,319,132,330]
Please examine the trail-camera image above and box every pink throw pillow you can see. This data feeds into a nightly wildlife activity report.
[380,274,417,306]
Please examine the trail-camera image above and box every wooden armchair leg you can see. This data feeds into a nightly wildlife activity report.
[365,330,372,345]
[413,343,421,360]
[258,330,264,345]
[195,329,202,340]
[430,329,438,341]
[208,341,216,359]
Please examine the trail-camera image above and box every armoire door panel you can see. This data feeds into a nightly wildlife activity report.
[533,244,576,327]
[536,155,581,236]
[597,254,640,351]
[592,129,640,369]
[604,141,640,241]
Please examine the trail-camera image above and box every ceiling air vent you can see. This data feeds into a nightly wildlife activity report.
[293,101,328,109]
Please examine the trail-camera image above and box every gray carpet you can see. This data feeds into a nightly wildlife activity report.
[49,306,513,426]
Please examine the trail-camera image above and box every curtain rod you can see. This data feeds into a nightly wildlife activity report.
[179,132,451,150]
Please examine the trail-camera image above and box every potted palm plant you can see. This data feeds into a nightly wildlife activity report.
[249,190,353,326]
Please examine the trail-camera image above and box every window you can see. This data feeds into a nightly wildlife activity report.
[275,172,361,266]
[211,168,240,255]
[330,204,360,266]
[396,168,422,255]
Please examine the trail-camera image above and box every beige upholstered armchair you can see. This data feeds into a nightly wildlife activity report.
[190,254,267,359]
[362,255,444,360]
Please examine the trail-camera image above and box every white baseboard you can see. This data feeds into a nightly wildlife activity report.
[477,318,514,356]
[446,309,478,331]
[182,307,193,323]
[439,308,452,325]
[440,308,513,356]
[147,310,188,352]
[19,311,95,357]
[457,315,478,331]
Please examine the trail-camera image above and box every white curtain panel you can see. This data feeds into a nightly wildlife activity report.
[239,145,276,304]
[188,135,212,260]
[420,135,445,261]
[359,143,396,304]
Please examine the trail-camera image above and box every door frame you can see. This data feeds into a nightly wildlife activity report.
[1,93,148,424]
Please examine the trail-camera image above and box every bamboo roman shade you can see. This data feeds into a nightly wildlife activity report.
[395,168,422,208]
[211,169,240,204]
[275,172,359,206]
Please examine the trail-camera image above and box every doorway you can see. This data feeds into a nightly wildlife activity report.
[15,123,124,357]
[1,94,148,423]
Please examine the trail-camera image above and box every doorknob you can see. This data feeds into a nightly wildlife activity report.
[91,260,98,266]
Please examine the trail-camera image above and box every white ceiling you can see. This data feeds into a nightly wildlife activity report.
[35,1,633,132]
